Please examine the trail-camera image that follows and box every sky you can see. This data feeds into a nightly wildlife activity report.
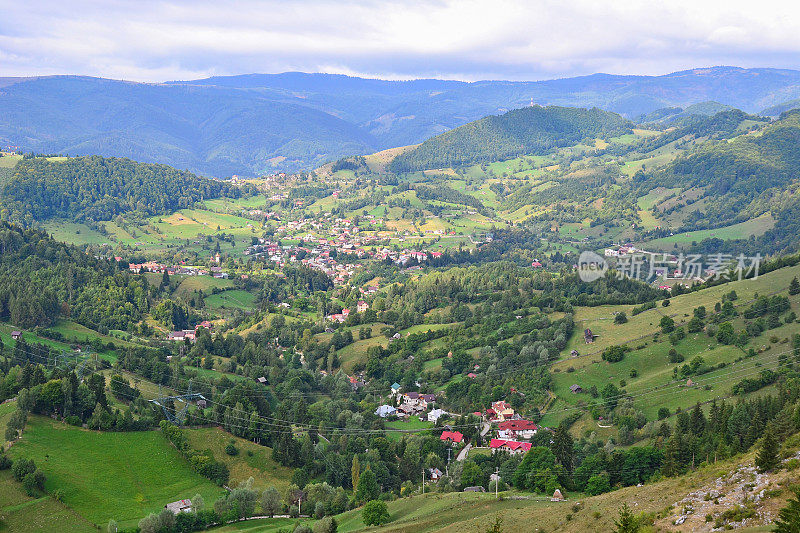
[2,0,800,82]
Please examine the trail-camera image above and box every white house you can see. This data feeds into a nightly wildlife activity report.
[375,405,397,418]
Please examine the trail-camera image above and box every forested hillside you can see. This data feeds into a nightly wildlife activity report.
[0,223,147,329]
[390,106,632,172]
[0,156,241,226]
[652,110,800,228]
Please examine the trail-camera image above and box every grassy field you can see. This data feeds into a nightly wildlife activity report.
[183,427,294,492]
[174,276,235,298]
[8,416,225,529]
[205,290,258,311]
[0,470,95,533]
[385,419,434,441]
[645,212,775,249]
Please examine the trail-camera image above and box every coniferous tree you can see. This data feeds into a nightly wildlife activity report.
[613,503,639,533]
[789,277,800,296]
[775,487,800,533]
[756,431,780,473]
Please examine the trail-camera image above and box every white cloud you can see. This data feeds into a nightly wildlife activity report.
[1,0,800,81]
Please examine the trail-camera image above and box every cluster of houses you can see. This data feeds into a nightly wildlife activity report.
[478,401,541,455]
[168,321,213,342]
[325,300,369,323]
[375,384,449,421]
[127,260,228,279]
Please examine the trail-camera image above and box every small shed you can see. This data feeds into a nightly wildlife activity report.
[569,384,582,394]
[464,486,486,492]
[551,489,565,501]
[11,331,22,340]
[584,329,595,344]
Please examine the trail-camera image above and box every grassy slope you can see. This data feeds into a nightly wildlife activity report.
[7,416,225,529]
[545,262,800,425]
[645,213,775,249]
[183,427,294,492]
[0,470,95,533]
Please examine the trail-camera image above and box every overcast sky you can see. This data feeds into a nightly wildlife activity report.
[2,0,800,82]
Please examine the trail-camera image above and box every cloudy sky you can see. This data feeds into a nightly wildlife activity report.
[2,0,800,82]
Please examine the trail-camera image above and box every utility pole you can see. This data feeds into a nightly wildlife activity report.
[495,468,499,499]
[422,468,425,495]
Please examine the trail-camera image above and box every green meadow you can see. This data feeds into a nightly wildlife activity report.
[7,416,226,529]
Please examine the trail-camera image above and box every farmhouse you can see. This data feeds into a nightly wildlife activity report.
[168,330,196,342]
[165,499,193,514]
[428,468,443,482]
[440,430,464,444]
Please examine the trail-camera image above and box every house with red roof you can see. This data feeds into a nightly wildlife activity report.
[497,420,538,440]
[489,439,532,455]
[440,431,464,444]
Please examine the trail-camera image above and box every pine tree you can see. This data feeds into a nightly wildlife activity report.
[552,424,574,471]
[789,277,800,296]
[775,487,800,533]
[614,503,640,533]
[756,430,779,472]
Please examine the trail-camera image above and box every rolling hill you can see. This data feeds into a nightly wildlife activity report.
[389,106,633,172]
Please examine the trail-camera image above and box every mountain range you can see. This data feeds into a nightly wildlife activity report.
[3,66,800,176]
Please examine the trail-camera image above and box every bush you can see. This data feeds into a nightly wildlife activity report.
[601,345,629,363]
[362,500,390,526]
[22,470,46,496]
[225,441,239,456]
[12,458,36,482]
[313,516,338,533]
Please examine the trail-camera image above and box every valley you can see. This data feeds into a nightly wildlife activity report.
[3,98,800,533]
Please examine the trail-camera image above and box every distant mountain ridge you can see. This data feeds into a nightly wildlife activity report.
[2,66,800,175]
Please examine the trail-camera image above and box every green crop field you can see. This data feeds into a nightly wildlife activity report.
[7,416,225,529]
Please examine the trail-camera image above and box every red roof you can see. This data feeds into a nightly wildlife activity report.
[498,420,538,432]
[440,431,464,443]
[489,439,532,451]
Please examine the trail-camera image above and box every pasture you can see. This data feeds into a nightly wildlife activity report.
[645,212,775,249]
[183,427,293,492]
[7,416,225,529]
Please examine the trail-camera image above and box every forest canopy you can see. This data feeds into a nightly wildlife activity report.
[0,155,242,225]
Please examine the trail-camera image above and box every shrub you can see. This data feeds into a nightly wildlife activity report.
[362,500,390,526]
[313,516,338,533]
[225,441,239,456]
